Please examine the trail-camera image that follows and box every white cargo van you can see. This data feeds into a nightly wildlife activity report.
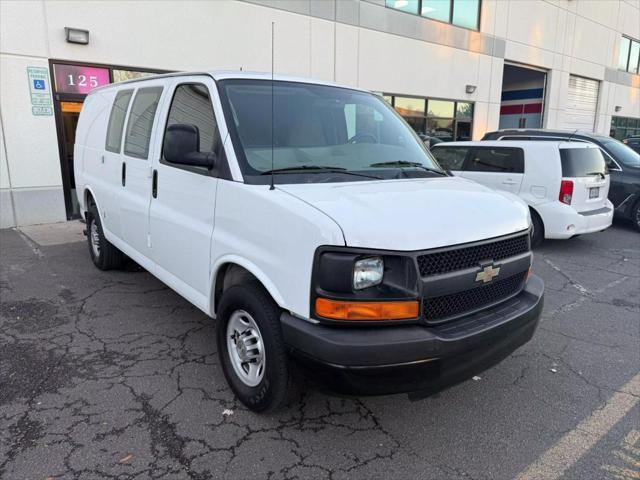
[431,141,613,246]
[74,72,544,411]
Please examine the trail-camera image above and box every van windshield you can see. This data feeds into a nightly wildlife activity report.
[218,79,444,184]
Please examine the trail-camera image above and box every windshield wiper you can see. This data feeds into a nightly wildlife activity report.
[368,161,447,176]
[261,165,382,180]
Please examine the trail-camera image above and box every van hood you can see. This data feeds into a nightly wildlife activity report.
[277,177,530,251]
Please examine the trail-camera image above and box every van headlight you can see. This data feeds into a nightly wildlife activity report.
[353,257,384,290]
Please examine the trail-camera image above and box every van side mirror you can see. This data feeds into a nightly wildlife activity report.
[164,124,215,169]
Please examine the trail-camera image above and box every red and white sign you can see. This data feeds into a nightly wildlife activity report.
[53,64,110,94]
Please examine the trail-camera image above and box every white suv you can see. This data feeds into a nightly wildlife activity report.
[431,140,614,246]
[74,72,543,411]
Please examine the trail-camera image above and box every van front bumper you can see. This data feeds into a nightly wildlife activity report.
[281,275,544,396]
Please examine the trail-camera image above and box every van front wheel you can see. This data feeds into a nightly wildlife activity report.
[217,282,291,412]
[86,205,124,270]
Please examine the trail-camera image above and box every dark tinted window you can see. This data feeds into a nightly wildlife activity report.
[165,84,218,154]
[560,148,607,177]
[124,87,163,159]
[467,147,524,173]
[105,90,133,153]
[162,83,224,175]
[597,137,640,168]
[431,146,469,170]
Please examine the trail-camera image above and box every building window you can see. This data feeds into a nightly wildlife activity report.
[112,70,157,83]
[385,0,419,14]
[452,0,480,29]
[421,0,450,22]
[386,0,481,30]
[385,94,473,141]
[610,116,640,140]
[394,97,427,134]
[618,36,640,74]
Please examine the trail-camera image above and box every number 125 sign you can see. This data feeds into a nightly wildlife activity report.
[53,64,110,94]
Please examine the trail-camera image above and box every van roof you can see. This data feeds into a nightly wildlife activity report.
[88,70,370,94]
[432,140,599,149]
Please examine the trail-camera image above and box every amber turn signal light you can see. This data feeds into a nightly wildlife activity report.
[315,298,419,321]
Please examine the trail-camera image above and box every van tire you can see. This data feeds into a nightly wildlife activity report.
[530,209,544,248]
[217,282,291,412]
[86,205,125,270]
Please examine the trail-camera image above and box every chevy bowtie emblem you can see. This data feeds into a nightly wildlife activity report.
[476,265,500,283]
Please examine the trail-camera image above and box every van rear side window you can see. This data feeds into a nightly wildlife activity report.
[560,148,607,177]
[124,87,163,159]
[105,90,133,153]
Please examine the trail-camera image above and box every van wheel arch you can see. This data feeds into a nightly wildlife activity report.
[213,263,274,317]
[84,188,97,221]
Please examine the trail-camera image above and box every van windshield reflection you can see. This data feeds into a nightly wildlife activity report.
[218,79,444,184]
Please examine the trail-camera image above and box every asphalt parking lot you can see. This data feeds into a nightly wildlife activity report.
[1,220,638,480]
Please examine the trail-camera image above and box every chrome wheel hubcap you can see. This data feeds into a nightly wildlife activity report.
[90,221,100,258]
[226,310,265,387]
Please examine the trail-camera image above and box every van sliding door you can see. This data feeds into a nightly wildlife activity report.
[118,84,164,267]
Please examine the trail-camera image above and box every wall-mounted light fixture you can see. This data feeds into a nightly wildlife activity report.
[614,105,622,112]
[465,84,477,94]
[65,27,89,45]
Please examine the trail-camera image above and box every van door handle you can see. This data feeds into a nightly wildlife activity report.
[121,162,126,187]
[502,180,517,185]
[152,169,158,198]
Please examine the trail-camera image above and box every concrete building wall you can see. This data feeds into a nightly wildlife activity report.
[0,0,639,227]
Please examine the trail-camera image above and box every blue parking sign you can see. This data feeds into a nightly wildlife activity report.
[33,79,46,90]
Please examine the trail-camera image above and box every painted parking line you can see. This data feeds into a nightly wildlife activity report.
[515,373,640,480]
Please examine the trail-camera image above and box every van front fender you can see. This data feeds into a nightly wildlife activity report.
[208,255,287,318]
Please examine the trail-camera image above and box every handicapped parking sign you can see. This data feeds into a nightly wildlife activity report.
[27,66,53,115]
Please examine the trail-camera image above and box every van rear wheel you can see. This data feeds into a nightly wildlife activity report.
[86,204,125,270]
[217,282,291,412]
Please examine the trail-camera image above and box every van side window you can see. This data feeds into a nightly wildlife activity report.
[165,84,219,153]
[124,87,163,159]
[468,147,524,173]
[431,147,468,170]
[105,90,133,153]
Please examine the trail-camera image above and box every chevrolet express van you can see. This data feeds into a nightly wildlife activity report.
[74,72,544,411]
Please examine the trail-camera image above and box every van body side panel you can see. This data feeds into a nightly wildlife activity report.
[74,91,112,224]
[118,83,166,258]
[210,181,345,318]
[146,76,222,310]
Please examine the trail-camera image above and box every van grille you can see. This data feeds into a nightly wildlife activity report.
[417,234,529,277]
[423,271,527,322]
